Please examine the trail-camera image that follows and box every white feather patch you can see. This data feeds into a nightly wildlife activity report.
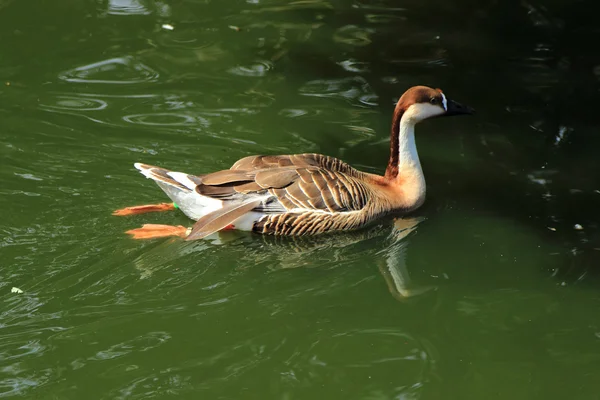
[440,92,448,112]
[167,172,198,190]
[134,162,154,179]
[232,211,265,231]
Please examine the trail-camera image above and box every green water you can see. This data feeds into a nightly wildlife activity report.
[2,0,600,398]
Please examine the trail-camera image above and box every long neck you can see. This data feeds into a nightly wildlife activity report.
[385,110,423,181]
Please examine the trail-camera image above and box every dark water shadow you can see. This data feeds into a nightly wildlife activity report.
[126,217,434,302]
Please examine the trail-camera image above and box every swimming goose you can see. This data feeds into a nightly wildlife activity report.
[114,85,473,240]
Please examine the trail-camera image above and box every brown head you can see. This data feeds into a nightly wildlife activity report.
[393,85,474,123]
[385,86,474,179]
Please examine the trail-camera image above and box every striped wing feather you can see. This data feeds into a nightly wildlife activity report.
[186,199,262,241]
[196,161,369,213]
[230,153,361,176]
[269,169,367,212]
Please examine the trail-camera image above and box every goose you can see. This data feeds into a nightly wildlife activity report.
[113,85,474,240]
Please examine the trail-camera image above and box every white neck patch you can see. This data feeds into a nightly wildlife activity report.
[403,102,446,123]
[440,92,448,112]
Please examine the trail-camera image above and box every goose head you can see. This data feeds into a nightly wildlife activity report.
[385,85,474,181]
[395,85,474,124]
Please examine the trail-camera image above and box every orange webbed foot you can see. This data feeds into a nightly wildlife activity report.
[126,224,190,239]
[113,203,176,216]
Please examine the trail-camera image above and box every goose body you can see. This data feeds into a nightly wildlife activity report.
[116,86,473,240]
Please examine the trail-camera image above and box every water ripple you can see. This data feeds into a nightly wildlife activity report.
[59,57,159,84]
[40,96,108,111]
[365,13,406,24]
[89,332,171,361]
[228,60,273,77]
[0,376,43,398]
[122,113,209,127]
[333,25,374,47]
[337,59,369,73]
[299,77,378,106]
[107,0,151,16]
[278,108,322,118]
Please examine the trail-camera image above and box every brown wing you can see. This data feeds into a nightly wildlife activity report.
[196,165,369,213]
[230,153,362,177]
[267,168,368,212]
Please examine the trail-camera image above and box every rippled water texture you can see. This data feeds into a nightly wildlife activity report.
[1,0,600,398]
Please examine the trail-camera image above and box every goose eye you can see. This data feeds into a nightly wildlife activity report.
[430,97,438,105]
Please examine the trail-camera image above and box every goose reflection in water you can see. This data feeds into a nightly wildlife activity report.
[129,216,434,300]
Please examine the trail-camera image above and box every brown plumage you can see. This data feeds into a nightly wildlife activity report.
[188,155,378,236]
[115,86,474,240]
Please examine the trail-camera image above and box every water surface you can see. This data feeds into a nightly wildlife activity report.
[2,0,600,398]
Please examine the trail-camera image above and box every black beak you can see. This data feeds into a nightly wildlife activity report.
[445,99,475,116]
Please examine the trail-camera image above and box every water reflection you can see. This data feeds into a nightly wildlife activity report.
[89,331,171,360]
[38,91,253,133]
[128,217,430,301]
[106,0,151,15]
[337,59,369,73]
[379,217,436,300]
[275,327,435,399]
[278,108,322,118]
[59,57,159,84]
[0,294,57,396]
[333,25,373,47]
[40,96,108,112]
[300,77,378,106]
[122,113,200,126]
[364,13,406,24]
[228,60,273,77]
